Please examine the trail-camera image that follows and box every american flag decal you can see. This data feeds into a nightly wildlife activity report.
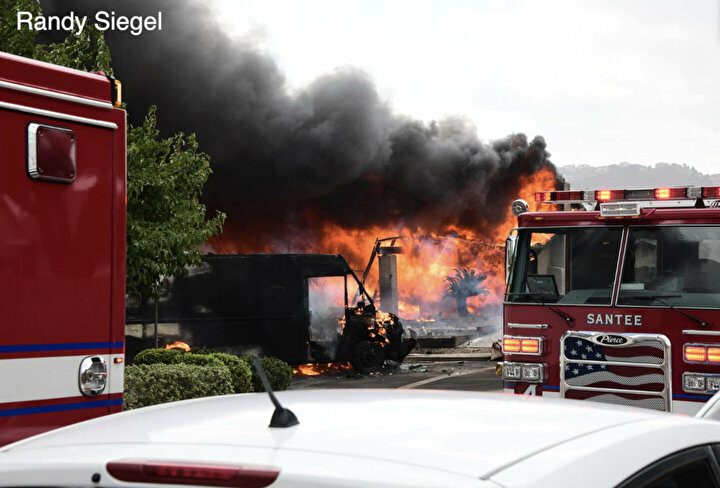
[561,332,671,411]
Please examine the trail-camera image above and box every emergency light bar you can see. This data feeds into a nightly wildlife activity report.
[534,186,720,204]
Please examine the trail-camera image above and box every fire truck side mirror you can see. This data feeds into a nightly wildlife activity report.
[78,356,108,396]
[505,234,517,284]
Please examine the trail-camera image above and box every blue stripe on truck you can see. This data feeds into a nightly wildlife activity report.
[0,398,123,417]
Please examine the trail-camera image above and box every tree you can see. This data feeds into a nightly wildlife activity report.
[0,0,39,58]
[1,1,226,299]
[127,107,225,297]
[446,268,488,317]
[0,0,111,73]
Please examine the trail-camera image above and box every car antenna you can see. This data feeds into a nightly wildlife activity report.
[251,356,299,428]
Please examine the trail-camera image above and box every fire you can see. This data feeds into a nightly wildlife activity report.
[164,341,191,352]
[293,362,353,376]
[213,167,557,319]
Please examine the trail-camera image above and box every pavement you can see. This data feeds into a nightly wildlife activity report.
[289,359,503,392]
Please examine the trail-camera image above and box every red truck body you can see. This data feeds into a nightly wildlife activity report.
[502,189,720,414]
[0,52,126,445]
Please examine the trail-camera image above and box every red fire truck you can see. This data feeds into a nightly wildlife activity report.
[501,187,720,414]
[0,52,126,445]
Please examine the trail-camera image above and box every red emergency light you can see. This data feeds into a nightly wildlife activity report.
[534,186,720,204]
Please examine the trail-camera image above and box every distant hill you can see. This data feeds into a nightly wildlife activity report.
[558,163,720,190]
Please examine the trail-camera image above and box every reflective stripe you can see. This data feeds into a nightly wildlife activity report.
[0,101,118,129]
[0,79,113,109]
[0,354,123,403]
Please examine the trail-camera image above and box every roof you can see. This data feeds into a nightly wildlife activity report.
[0,389,681,480]
[518,207,720,227]
[0,51,111,104]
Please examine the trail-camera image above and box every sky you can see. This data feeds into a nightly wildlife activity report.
[212,0,720,173]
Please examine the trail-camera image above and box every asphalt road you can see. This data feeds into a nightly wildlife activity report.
[288,360,503,392]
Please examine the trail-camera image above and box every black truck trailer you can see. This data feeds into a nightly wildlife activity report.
[125,254,415,370]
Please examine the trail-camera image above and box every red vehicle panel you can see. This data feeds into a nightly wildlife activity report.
[0,52,126,445]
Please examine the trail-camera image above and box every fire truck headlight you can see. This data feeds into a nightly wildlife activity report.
[502,362,544,383]
[707,376,720,393]
[683,373,707,393]
[521,364,543,382]
[502,363,523,381]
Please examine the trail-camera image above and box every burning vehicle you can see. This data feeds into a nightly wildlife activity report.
[126,254,416,371]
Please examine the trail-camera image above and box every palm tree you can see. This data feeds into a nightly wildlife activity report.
[446,269,488,317]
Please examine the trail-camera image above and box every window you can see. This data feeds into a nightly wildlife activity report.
[619,227,720,308]
[507,227,622,305]
[619,446,720,488]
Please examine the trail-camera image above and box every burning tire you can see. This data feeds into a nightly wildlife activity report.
[352,341,385,373]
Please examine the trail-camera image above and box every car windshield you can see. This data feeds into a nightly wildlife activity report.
[507,227,623,305]
[618,227,720,308]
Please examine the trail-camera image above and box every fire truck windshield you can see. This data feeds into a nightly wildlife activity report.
[619,226,720,308]
[507,227,623,305]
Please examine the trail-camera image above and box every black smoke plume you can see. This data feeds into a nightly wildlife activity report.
[42,0,561,245]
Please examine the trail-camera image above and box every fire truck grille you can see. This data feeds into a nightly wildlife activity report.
[560,332,671,411]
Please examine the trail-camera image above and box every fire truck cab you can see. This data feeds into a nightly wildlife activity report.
[501,187,720,414]
[0,52,126,445]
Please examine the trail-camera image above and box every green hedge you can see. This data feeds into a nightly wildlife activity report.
[134,349,224,368]
[123,364,233,409]
[209,353,253,394]
[124,349,292,409]
[248,356,293,392]
[132,348,183,365]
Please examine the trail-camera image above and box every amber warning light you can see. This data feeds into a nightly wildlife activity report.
[502,336,543,355]
[684,344,720,364]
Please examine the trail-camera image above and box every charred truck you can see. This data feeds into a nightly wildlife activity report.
[0,52,126,445]
[126,254,416,372]
[500,187,720,413]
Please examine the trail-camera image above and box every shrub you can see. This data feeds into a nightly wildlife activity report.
[123,364,233,409]
[132,347,183,365]
[248,356,293,392]
[209,353,253,394]
[175,353,225,368]
[133,348,224,368]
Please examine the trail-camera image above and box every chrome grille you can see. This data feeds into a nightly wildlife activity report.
[560,331,672,411]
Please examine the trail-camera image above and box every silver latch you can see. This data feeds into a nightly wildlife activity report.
[78,356,108,396]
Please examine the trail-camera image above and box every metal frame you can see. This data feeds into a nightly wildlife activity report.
[502,335,544,356]
[682,342,720,365]
[682,372,720,395]
[684,330,720,336]
[0,101,118,129]
[504,225,625,308]
[0,79,113,109]
[27,122,77,183]
[615,224,720,311]
[560,331,672,411]
[502,361,546,383]
[507,323,549,330]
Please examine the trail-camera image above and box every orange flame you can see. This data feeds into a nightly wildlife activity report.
[164,341,191,352]
[293,362,353,376]
[213,168,557,319]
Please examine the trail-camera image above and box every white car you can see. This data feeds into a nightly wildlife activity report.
[1,389,720,487]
